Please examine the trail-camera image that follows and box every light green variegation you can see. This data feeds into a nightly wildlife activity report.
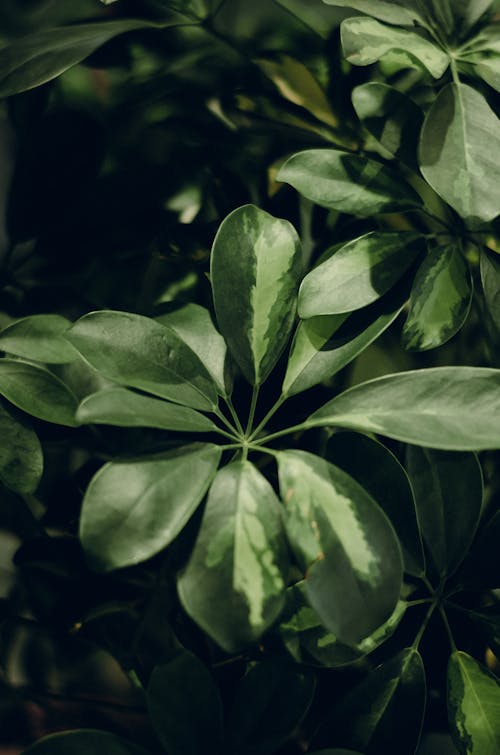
[307,368,500,450]
[0,401,43,495]
[419,83,500,223]
[66,310,218,411]
[0,315,77,364]
[402,244,472,351]
[76,388,216,433]
[80,444,221,571]
[298,232,420,317]
[278,450,402,644]
[321,0,423,25]
[211,205,302,385]
[341,17,450,78]
[448,652,500,755]
[178,461,289,652]
[277,149,421,217]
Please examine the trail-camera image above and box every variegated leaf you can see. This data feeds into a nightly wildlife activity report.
[321,0,423,25]
[211,205,302,385]
[178,461,289,652]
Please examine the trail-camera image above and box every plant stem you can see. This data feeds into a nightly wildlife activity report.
[412,601,437,649]
[420,207,454,232]
[246,385,260,435]
[212,425,241,442]
[226,397,244,435]
[253,421,309,446]
[407,598,435,607]
[248,394,287,441]
[214,406,240,435]
[439,605,458,652]
[450,56,461,86]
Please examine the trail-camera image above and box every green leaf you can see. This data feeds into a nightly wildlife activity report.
[352,83,424,166]
[227,660,316,755]
[321,0,423,25]
[419,83,500,223]
[313,648,426,754]
[275,0,350,38]
[341,17,449,78]
[147,650,224,755]
[326,432,424,576]
[283,287,405,397]
[0,18,183,98]
[156,303,230,396]
[0,401,43,494]
[459,510,500,588]
[278,149,421,216]
[210,205,302,385]
[474,57,500,92]
[21,730,149,755]
[406,447,483,578]
[480,249,500,331]
[0,315,77,364]
[298,232,421,317]
[448,651,500,755]
[80,443,222,571]
[76,388,216,433]
[0,359,78,427]
[277,580,406,667]
[66,310,218,411]
[306,367,500,450]
[450,0,494,30]
[402,243,472,351]
[178,461,289,653]
[277,450,403,644]
[467,605,500,657]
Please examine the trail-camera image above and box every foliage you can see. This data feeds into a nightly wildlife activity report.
[0,1,499,754]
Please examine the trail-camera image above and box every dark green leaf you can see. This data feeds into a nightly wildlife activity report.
[450,0,494,30]
[178,461,289,652]
[321,0,423,25]
[0,315,77,364]
[313,648,426,754]
[402,243,472,351]
[341,17,449,78]
[406,447,483,578]
[227,660,316,755]
[448,651,500,755]
[66,310,218,411]
[278,149,421,216]
[211,205,302,385]
[307,367,500,450]
[147,650,224,755]
[459,510,500,588]
[277,580,406,667]
[352,83,424,166]
[326,432,424,576]
[480,249,500,331]
[0,18,183,98]
[474,57,500,92]
[76,388,216,433]
[0,359,78,427]
[419,83,500,223]
[21,730,149,755]
[0,401,43,494]
[283,288,405,396]
[277,450,403,644]
[80,443,222,571]
[298,232,421,317]
[156,303,230,396]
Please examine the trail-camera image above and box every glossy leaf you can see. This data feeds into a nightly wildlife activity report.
[76,388,216,433]
[298,232,421,317]
[448,651,500,755]
[275,0,350,38]
[211,205,302,385]
[313,648,426,754]
[341,17,449,78]
[277,450,403,644]
[0,401,43,495]
[147,650,224,755]
[0,359,78,427]
[21,730,149,755]
[156,303,230,396]
[406,447,483,578]
[283,288,405,397]
[66,310,218,411]
[278,580,406,667]
[459,510,500,588]
[278,149,420,216]
[80,443,222,571]
[0,315,77,364]
[352,83,424,166]
[327,432,424,576]
[307,367,500,450]
[402,244,472,351]
[322,0,423,25]
[178,461,289,652]
[227,660,316,755]
[474,57,500,92]
[480,249,500,331]
[0,18,183,98]
[419,83,500,223]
